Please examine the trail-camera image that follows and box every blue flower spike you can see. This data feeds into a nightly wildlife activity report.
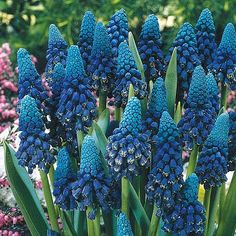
[165,22,201,102]
[107,9,129,58]
[78,11,96,72]
[56,45,97,155]
[16,95,55,174]
[46,24,68,83]
[72,136,118,219]
[163,173,206,235]
[113,42,147,107]
[178,65,216,150]
[195,9,217,68]
[17,48,47,106]
[228,112,236,171]
[53,147,77,210]
[89,22,115,94]
[117,212,134,236]
[196,112,230,189]
[138,14,164,82]
[209,23,236,90]
[106,97,151,180]
[142,78,168,140]
[146,111,184,216]
[206,72,220,114]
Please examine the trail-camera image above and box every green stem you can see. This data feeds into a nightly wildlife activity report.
[220,84,227,108]
[99,90,107,115]
[93,210,101,236]
[48,165,55,187]
[86,207,95,236]
[208,187,221,236]
[203,188,212,236]
[40,171,59,232]
[219,183,225,223]
[186,143,199,177]
[121,177,129,217]
[174,102,182,124]
[148,206,160,236]
[115,107,121,122]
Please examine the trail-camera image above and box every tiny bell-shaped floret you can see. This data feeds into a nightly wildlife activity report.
[117,212,134,236]
[228,112,236,170]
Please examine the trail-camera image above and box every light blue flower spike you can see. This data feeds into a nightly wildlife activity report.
[117,213,134,236]
[183,173,199,203]
[219,23,236,51]
[141,14,161,39]
[196,8,215,32]
[48,24,66,45]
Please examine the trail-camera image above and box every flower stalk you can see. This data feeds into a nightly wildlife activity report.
[148,206,160,236]
[186,143,198,176]
[121,177,130,218]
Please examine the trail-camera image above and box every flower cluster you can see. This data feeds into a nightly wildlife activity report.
[53,147,77,210]
[77,11,96,73]
[107,9,129,58]
[178,66,216,150]
[16,95,55,174]
[117,212,133,236]
[106,97,151,180]
[72,136,118,219]
[146,111,184,216]
[209,23,236,90]
[89,22,115,93]
[163,173,206,235]
[138,14,164,83]
[196,113,229,189]
[228,111,236,170]
[165,22,201,102]
[45,24,67,83]
[142,78,168,141]
[113,42,147,107]
[195,9,217,69]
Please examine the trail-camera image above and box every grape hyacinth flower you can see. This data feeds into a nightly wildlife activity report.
[77,11,96,73]
[17,48,47,106]
[117,212,134,236]
[72,136,118,219]
[142,78,168,141]
[206,72,220,114]
[196,113,229,189]
[165,23,201,102]
[146,111,184,216]
[138,14,164,83]
[106,97,151,180]
[107,9,129,58]
[113,42,147,107]
[53,147,77,210]
[89,22,115,93]
[178,66,216,150]
[163,173,206,235]
[56,45,97,155]
[16,95,55,174]
[195,9,217,69]
[45,24,67,83]
[209,23,236,90]
[228,112,236,171]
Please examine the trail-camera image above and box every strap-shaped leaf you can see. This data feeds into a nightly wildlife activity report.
[165,47,177,118]
[3,141,49,236]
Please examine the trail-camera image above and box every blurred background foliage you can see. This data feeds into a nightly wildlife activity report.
[0,0,235,73]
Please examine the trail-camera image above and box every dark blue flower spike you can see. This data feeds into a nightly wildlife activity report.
[106,97,151,180]
[195,9,217,69]
[163,173,206,235]
[113,42,147,108]
[142,78,168,141]
[146,111,184,216]
[77,11,96,73]
[56,45,97,155]
[196,113,229,189]
[165,22,201,102]
[228,112,236,171]
[178,65,216,150]
[206,72,220,114]
[45,24,68,84]
[16,95,55,174]
[53,147,77,210]
[209,23,236,90]
[89,22,115,94]
[138,14,164,83]
[17,48,47,106]
[107,9,129,58]
[117,212,134,236]
[72,136,118,219]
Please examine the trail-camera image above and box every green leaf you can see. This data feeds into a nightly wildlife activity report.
[3,141,49,236]
[128,31,145,81]
[174,102,182,124]
[97,108,110,134]
[129,182,150,235]
[165,47,177,118]
[73,210,86,235]
[61,211,77,236]
[128,84,135,99]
